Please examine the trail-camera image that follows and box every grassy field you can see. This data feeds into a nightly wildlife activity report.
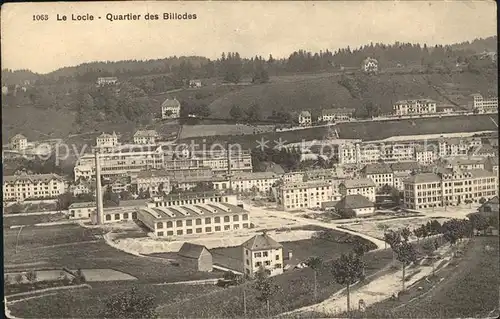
[179,124,275,139]
[3,213,67,228]
[7,281,223,318]
[3,225,219,282]
[207,71,498,119]
[355,236,499,318]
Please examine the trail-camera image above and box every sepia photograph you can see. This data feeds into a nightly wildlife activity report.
[1,1,498,318]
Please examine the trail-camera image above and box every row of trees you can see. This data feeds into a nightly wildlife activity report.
[251,147,302,172]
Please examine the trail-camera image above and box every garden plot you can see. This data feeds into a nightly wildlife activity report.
[179,124,275,139]
[340,217,450,240]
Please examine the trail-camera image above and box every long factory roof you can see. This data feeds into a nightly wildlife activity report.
[138,203,245,221]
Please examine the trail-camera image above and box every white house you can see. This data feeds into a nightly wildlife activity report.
[362,57,378,73]
[161,98,181,119]
[471,94,498,113]
[70,179,94,196]
[68,202,96,219]
[133,170,171,196]
[189,80,202,88]
[3,173,66,202]
[97,77,118,86]
[133,130,159,145]
[393,99,437,116]
[320,108,355,122]
[339,178,376,203]
[242,232,284,278]
[335,194,375,217]
[10,134,28,151]
[96,132,119,150]
[298,111,312,126]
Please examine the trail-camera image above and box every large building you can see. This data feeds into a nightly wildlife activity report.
[68,202,96,219]
[3,173,66,202]
[74,145,164,181]
[97,77,118,86]
[393,99,437,116]
[277,180,334,211]
[10,134,28,151]
[133,170,171,196]
[96,132,119,151]
[242,233,284,277]
[138,202,250,237]
[164,149,253,173]
[217,172,280,194]
[471,94,498,113]
[403,168,498,210]
[298,111,312,126]
[339,178,376,202]
[133,130,159,145]
[335,194,375,217]
[147,191,238,208]
[360,163,394,190]
[320,108,355,122]
[161,98,181,119]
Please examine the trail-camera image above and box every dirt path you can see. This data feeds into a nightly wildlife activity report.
[281,241,460,317]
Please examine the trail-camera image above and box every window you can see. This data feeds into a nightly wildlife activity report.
[186,229,193,234]
[265,261,271,266]
[123,213,129,219]
[167,221,173,228]
[186,220,192,226]
[275,254,280,260]
[205,217,211,224]
[167,231,174,236]
[196,228,202,233]
[157,231,164,237]
[176,220,183,227]
[246,259,249,265]
[243,223,249,228]
[177,230,183,235]
[214,217,221,223]
[196,218,202,225]
[215,226,221,231]
[254,252,262,258]
[233,215,239,222]
[224,225,230,230]
[233,224,239,229]
[205,227,212,232]
[224,216,230,222]
[157,222,163,229]
[263,252,268,257]
[114,214,120,220]
[245,250,248,256]
[255,262,262,267]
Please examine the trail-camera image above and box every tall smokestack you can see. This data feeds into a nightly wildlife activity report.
[95,150,104,225]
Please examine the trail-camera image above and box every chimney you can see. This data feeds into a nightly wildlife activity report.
[288,250,293,260]
[95,151,104,225]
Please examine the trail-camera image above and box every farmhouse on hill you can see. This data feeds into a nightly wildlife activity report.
[161,98,181,119]
[242,232,284,277]
[10,134,28,151]
[177,242,213,272]
[298,111,312,126]
[361,57,378,74]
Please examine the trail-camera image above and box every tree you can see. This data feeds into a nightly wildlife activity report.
[305,256,323,302]
[25,270,37,286]
[101,287,158,319]
[253,266,280,318]
[479,197,487,204]
[394,240,418,292]
[331,253,364,313]
[15,273,23,285]
[353,238,370,277]
[223,271,237,281]
[245,103,262,122]
[229,105,244,121]
[384,229,402,263]
[422,240,438,277]
[468,212,489,235]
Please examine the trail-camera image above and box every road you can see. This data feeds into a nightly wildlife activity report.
[245,203,386,249]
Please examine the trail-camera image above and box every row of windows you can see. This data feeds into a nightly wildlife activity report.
[157,214,248,228]
[157,223,249,236]
[285,192,326,198]
[248,251,281,260]
[249,261,282,268]
[154,196,228,207]
[105,212,137,221]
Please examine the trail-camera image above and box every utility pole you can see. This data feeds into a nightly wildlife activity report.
[15,225,24,254]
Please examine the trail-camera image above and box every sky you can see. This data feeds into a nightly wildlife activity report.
[1,1,497,74]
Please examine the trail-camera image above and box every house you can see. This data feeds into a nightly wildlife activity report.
[68,202,96,219]
[110,176,130,193]
[161,98,181,119]
[360,163,394,190]
[361,57,378,74]
[133,130,159,145]
[177,243,213,272]
[393,99,437,116]
[320,108,356,122]
[3,173,66,202]
[189,79,202,88]
[478,196,499,219]
[242,232,284,277]
[97,77,118,86]
[335,194,375,217]
[298,111,312,126]
[339,178,376,202]
[10,134,28,151]
[277,180,334,211]
[133,170,171,196]
[96,132,119,150]
[71,179,94,196]
[471,94,498,113]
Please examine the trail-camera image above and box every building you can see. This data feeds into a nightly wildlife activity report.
[277,180,333,211]
[10,134,28,151]
[97,77,118,86]
[102,207,137,224]
[147,191,238,208]
[225,172,280,194]
[362,57,378,73]
[109,176,130,193]
[177,243,213,272]
[478,196,499,219]
[189,80,202,88]
[415,145,437,165]
[391,162,421,191]
[137,202,250,237]
[3,173,66,202]
[335,194,375,217]
[298,111,312,126]
[133,130,159,145]
[96,132,119,151]
[70,180,94,196]
[320,108,355,122]
[437,137,481,158]
[242,233,284,277]
[164,149,253,173]
[403,168,498,210]
[282,171,305,184]
[339,178,376,202]
[74,145,164,181]
[380,143,416,163]
[161,98,181,119]
[393,99,437,116]
[443,157,486,170]
[133,170,171,196]
[68,202,96,219]
[360,163,394,190]
[471,94,498,113]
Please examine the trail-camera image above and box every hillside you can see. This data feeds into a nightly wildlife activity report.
[207,70,498,119]
[450,36,497,53]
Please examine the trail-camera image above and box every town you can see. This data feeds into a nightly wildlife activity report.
[2,2,499,319]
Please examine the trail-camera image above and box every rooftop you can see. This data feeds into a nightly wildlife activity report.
[161,98,181,108]
[299,111,311,117]
[394,99,436,105]
[242,233,282,251]
[362,163,393,175]
[335,194,374,210]
[404,172,441,184]
[232,172,279,181]
[134,130,159,138]
[321,108,356,116]
[136,170,171,179]
[390,161,421,172]
[68,202,96,209]
[138,203,245,221]
[98,131,117,139]
[11,134,27,141]
[151,191,231,202]
[340,178,376,189]
[4,173,64,184]
[280,180,331,190]
[178,243,210,259]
